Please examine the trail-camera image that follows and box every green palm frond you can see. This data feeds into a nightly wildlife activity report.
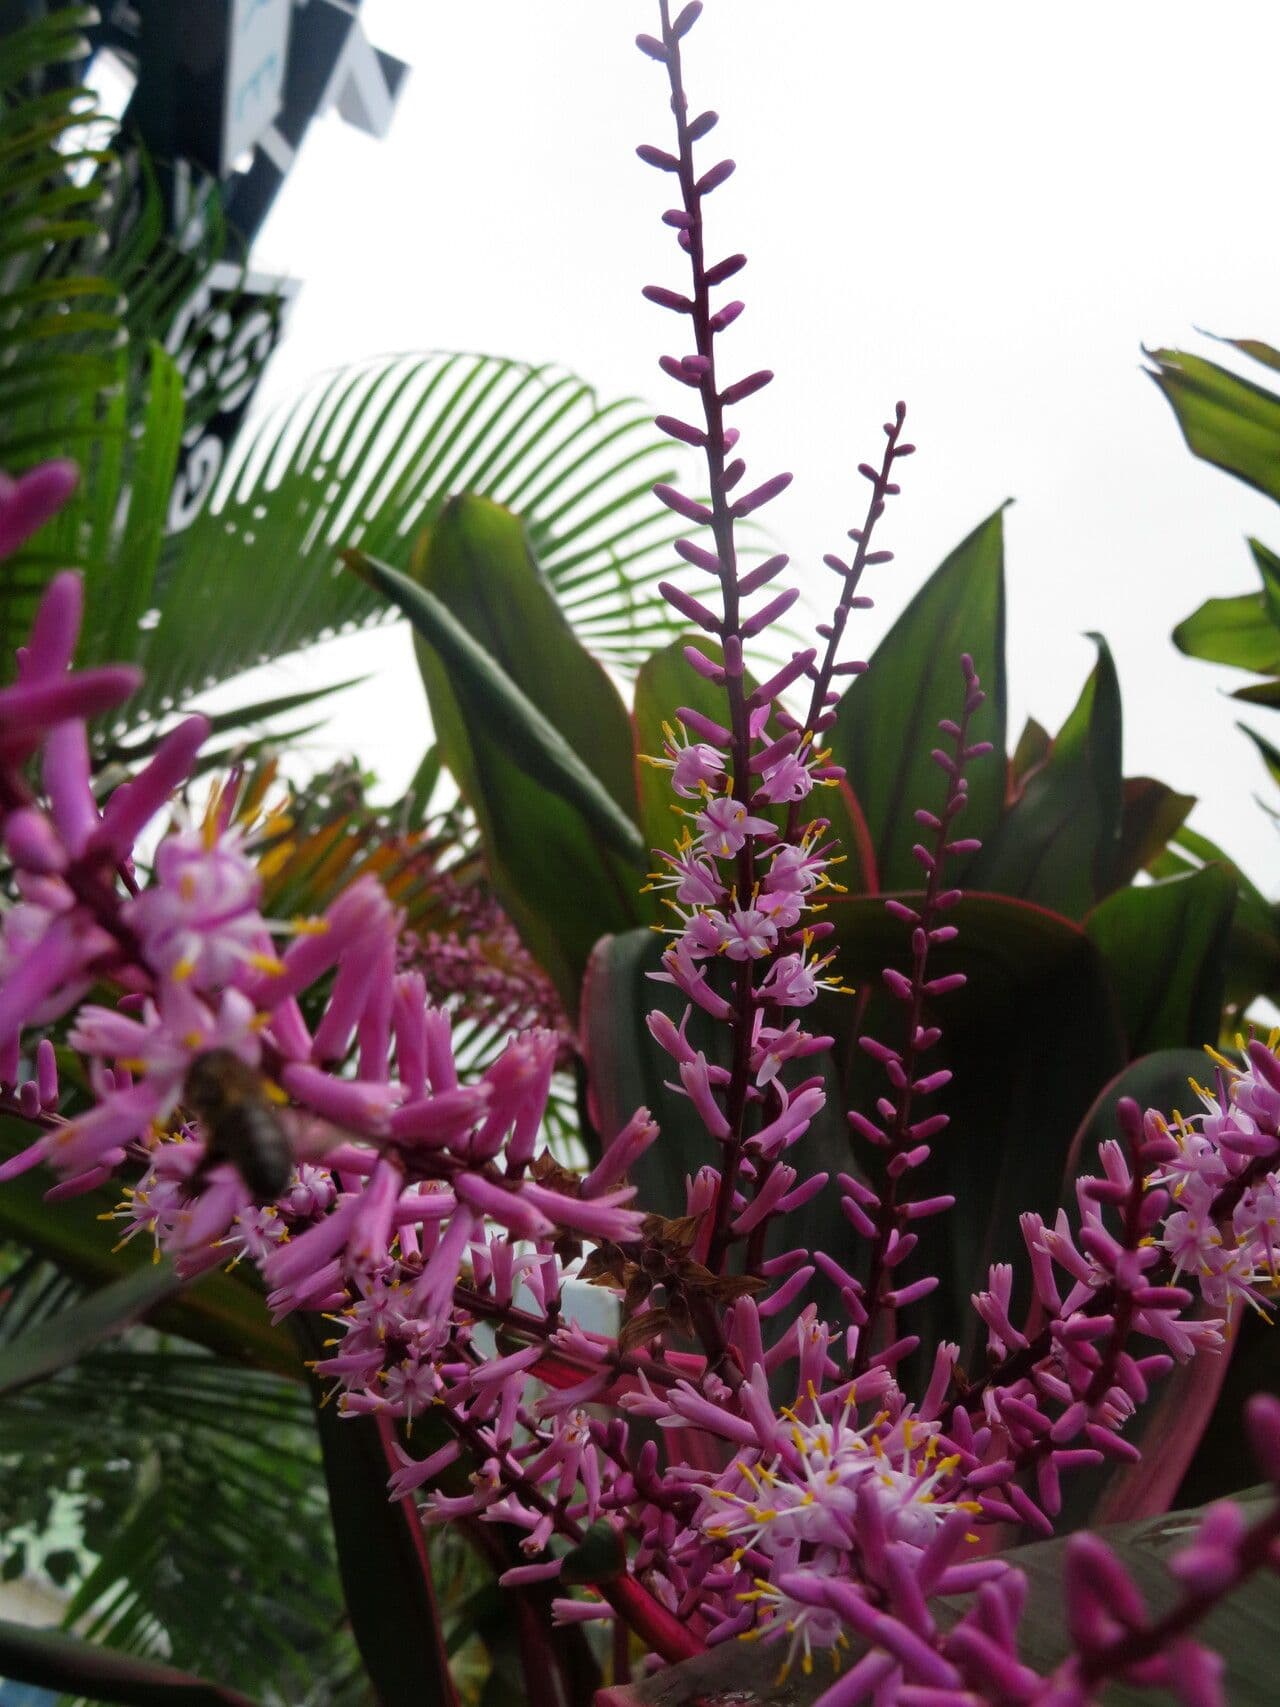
[121,352,695,733]
[0,1315,364,1704]
[0,4,186,676]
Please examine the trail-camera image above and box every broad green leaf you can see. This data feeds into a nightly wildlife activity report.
[1221,335,1280,374]
[0,1262,179,1396]
[381,498,647,1007]
[1009,714,1051,791]
[829,505,1008,891]
[1148,342,1280,505]
[1233,676,1280,707]
[295,1319,458,1707]
[1084,867,1235,1054]
[1241,719,1280,786]
[1174,589,1280,674]
[0,1118,302,1379]
[0,1617,259,1707]
[1149,827,1280,1012]
[824,892,1126,1365]
[1171,537,1280,678]
[966,635,1122,917]
[351,544,642,861]
[1112,775,1196,887]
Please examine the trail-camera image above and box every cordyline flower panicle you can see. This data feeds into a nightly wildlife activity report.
[2,3,1280,1698]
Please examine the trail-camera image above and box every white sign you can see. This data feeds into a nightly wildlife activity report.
[223,0,292,169]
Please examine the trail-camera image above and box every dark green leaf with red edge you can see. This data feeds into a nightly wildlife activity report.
[965,635,1122,917]
[631,636,877,926]
[1112,776,1196,886]
[387,496,646,1010]
[294,1316,459,1707]
[828,505,1008,891]
[1084,867,1235,1056]
[1147,340,1280,505]
[1049,1048,1222,1531]
[1149,827,1280,1011]
[822,893,1126,1366]
[0,1617,260,1707]
[0,1116,302,1379]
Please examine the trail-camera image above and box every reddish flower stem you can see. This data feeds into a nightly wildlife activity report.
[1079,1494,1280,1687]
[849,689,979,1376]
[654,0,760,1279]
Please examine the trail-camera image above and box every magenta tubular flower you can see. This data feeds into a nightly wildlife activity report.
[0,459,79,559]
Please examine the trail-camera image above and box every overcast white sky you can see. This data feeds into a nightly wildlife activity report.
[246,0,1279,888]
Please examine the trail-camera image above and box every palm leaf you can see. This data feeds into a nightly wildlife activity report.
[124,352,694,732]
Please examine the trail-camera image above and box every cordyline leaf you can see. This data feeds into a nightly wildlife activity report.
[1084,866,1235,1055]
[966,634,1122,917]
[824,892,1125,1369]
[0,1262,180,1396]
[384,495,647,1009]
[1174,589,1280,674]
[1112,775,1196,886]
[1008,714,1051,795]
[830,504,1008,890]
[1241,719,1280,786]
[1233,676,1280,706]
[1173,539,1280,674]
[347,543,643,865]
[0,1617,259,1707]
[956,1491,1280,1706]
[1149,826,1280,1011]
[1147,341,1280,506]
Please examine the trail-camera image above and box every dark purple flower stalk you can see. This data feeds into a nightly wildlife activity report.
[843,655,991,1377]
[635,1,911,1310]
